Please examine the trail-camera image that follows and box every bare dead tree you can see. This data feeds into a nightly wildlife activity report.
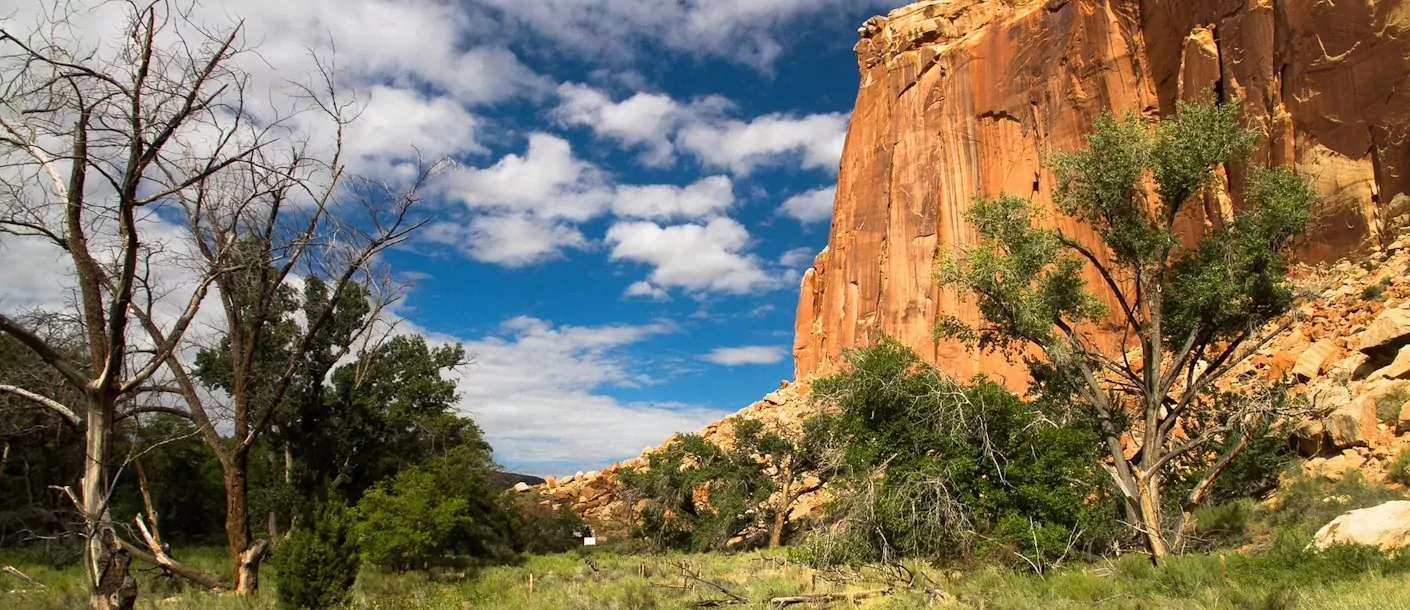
[116,55,451,591]
[0,1,275,606]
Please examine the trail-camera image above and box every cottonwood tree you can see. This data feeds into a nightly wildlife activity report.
[936,97,1316,563]
[0,3,268,606]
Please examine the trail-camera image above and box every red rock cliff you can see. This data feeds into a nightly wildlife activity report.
[795,0,1410,384]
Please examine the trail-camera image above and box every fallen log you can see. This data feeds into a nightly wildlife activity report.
[771,587,893,606]
[2,564,44,589]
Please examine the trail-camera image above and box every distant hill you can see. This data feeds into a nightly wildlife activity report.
[492,471,546,489]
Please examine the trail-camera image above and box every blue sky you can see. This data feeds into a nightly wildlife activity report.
[0,0,908,476]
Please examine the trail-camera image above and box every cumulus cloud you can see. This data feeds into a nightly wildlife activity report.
[611,176,735,221]
[780,185,837,224]
[442,133,614,221]
[625,281,672,302]
[438,316,731,473]
[552,83,683,166]
[779,247,817,269]
[551,83,849,176]
[677,113,850,176]
[473,0,893,69]
[605,218,779,295]
[702,345,789,366]
[423,215,589,267]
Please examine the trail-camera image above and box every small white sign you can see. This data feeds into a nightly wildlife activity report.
[583,537,597,546]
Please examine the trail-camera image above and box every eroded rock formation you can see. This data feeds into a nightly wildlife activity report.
[795,0,1410,383]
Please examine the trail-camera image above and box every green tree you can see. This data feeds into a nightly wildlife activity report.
[353,446,513,570]
[936,96,1315,562]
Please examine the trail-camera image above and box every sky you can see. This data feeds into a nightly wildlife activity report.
[0,0,908,476]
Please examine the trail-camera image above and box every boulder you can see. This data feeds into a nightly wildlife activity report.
[1290,419,1328,457]
[1369,345,1410,381]
[512,482,531,493]
[1325,399,1379,449]
[1399,402,1410,435]
[1293,340,1342,382]
[1314,501,1410,551]
[1359,308,1410,358]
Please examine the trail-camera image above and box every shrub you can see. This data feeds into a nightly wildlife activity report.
[1362,284,1386,301]
[508,493,585,555]
[1190,499,1258,547]
[275,501,360,610]
[804,338,1114,569]
[354,446,516,570]
[1269,470,1406,535]
[1388,451,1410,486]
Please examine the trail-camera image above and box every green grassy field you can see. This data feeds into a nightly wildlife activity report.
[4,543,1410,609]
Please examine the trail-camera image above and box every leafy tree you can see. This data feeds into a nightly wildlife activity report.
[299,334,473,501]
[809,338,1110,569]
[354,446,513,570]
[275,501,360,610]
[936,96,1315,562]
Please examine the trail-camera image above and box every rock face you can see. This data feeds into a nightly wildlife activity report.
[1315,501,1410,551]
[794,0,1410,383]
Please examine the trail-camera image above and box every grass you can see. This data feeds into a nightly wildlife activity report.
[5,542,1410,609]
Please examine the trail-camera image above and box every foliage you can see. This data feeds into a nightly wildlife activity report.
[1268,470,1406,535]
[803,338,1113,569]
[504,493,586,555]
[354,446,515,570]
[1388,451,1410,486]
[618,425,777,552]
[935,94,1316,558]
[275,501,360,610]
[1361,284,1386,301]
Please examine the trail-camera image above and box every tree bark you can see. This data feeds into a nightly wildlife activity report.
[1135,471,1169,564]
[222,451,258,592]
[769,460,794,549]
[80,396,138,610]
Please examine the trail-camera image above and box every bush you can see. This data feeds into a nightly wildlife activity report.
[804,338,1114,569]
[1269,470,1406,535]
[1191,499,1258,547]
[508,493,585,555]
[1388,451,1410,486]
[1361,284,1386,301]
[355,446,516,570]
[275,501,360,610]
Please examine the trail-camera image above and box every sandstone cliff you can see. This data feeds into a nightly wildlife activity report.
[794,0,1410,383]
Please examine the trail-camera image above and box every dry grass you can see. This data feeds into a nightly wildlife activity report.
[3,544,1410,609]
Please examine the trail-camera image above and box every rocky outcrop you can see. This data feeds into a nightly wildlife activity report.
[795,0,1410,383]
[524,382,831,536]
[1314,501,1410,551]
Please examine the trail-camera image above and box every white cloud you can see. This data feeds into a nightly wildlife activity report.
[611,176,735,221]
[605,218,778,294]
[625,281,672,302]
[780,185,837,224]
[423,215,588,267]
[702,345,789,366]
[436,316,731,473]
[779,247,817,269]
[442,133,613,222]
[473,0,893,69]
[550,83,848,177]
[344,86,482,177]
[553,83,682,166]
[677,113,850,175]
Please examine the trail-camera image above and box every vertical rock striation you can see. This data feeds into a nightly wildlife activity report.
[795,0,1410,384]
